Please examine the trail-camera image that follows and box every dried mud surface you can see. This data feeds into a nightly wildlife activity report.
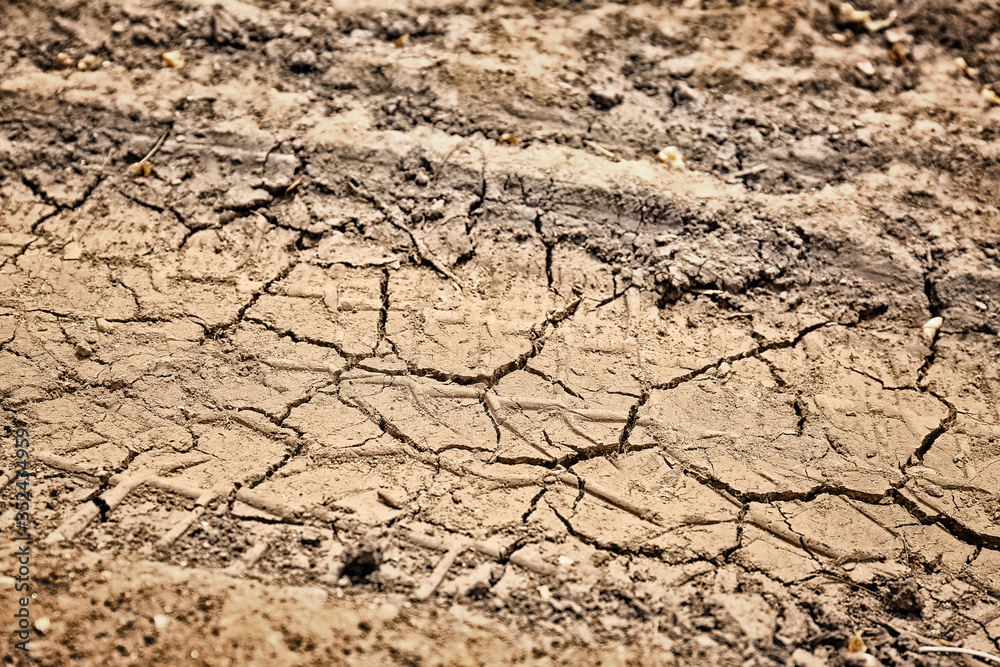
[1,0,999,664]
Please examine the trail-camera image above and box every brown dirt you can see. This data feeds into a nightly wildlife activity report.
[1,0,999,665]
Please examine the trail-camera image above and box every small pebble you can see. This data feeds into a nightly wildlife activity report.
[289,49,317,71]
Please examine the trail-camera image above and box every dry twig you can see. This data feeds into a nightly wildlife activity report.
[583,139,616,160]
[918,646,1000,665]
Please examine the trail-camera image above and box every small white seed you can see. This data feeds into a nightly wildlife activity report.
[657,146,685,168]
[161,51,186,68]
[921,316,943,343]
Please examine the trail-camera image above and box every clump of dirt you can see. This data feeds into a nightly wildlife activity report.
[885,580,924,616]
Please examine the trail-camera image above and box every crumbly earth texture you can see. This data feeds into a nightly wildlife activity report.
[1,0,999,664]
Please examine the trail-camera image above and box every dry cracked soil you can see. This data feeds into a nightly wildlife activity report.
[1,0,999,665]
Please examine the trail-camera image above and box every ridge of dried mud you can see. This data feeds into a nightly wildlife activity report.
[1,0,999,665]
